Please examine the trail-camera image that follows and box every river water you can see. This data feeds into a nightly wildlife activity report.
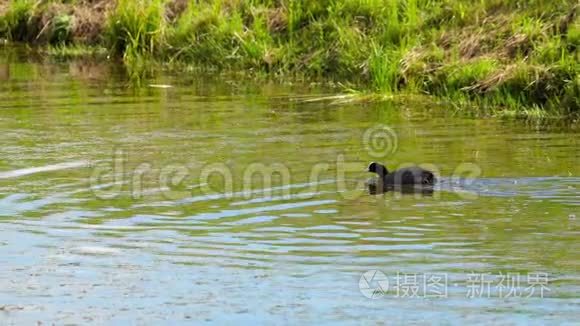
[0,49,578,324]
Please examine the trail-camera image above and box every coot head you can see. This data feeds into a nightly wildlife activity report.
[367,162,388,176]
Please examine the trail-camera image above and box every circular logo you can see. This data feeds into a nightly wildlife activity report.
[363,125,398,158]
[359,270,389,299]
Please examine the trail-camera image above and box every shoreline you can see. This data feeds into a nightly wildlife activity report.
[1,0,578,119]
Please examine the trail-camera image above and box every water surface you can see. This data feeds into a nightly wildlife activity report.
[0,49,579,324]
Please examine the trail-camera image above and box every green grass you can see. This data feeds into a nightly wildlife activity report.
[0,0,35,42]
[105,0,166,65]
[0,0,579,119]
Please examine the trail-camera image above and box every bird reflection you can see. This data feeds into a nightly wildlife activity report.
[367,183,435,196]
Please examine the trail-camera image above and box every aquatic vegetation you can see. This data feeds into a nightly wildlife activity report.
[45,44,108,59]
[0,0,578,118]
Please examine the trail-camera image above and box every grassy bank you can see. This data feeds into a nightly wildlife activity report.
[1,0,578,118]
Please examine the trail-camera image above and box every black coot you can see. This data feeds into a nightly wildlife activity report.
[366,162,435,194]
